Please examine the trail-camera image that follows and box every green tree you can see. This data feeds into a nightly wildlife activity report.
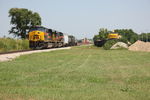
[98,28,109,40]
[139,33,150,42]
[93,35,100,41]
[114,29,138,43]
[9,8,41,39]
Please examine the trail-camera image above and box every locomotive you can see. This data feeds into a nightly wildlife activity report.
[28,26,77,49]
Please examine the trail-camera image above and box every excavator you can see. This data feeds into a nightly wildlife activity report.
[108,32,120,39]
[94,31,121,47]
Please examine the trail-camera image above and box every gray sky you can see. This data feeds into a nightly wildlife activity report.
[0,0,150,39]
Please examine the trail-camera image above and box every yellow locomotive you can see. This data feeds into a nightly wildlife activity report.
[28,26,49,49]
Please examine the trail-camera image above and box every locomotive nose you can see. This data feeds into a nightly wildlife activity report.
[32,31,41,40]
[33,35,39,39]
[33,31,40,35]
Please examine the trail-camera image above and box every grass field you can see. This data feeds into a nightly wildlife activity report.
[0,46,150,100]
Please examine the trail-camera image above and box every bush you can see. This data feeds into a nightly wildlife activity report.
[118,38,128,44]
[103,39,118,50]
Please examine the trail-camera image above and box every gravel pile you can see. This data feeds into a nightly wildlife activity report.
[111,42,128,49]
[0,47,71,62]
[129,40,150,52]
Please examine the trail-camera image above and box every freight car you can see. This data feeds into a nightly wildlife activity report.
[28,26,77,49]
[68,35,77,46]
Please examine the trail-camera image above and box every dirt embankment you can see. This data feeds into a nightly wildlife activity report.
[129,40,150,52]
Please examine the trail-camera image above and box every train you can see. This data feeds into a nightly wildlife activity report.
[28,26,77,49]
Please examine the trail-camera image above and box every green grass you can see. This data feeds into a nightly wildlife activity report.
[0,46,150,100]
[0,38,29,53]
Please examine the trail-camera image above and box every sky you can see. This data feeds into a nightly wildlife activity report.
[0,0,150,39]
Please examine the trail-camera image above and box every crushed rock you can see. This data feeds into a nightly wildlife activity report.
[0,47,71,62]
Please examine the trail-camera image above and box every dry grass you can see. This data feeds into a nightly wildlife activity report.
[0,38,29,53]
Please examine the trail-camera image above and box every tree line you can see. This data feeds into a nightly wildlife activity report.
[93,28,150,44]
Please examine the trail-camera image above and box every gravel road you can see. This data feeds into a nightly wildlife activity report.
[0,47,71,62]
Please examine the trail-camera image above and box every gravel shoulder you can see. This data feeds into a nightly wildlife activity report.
[0,47,71,62]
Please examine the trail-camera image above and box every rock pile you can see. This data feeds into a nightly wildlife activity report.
[111,42,128,49]
[129,40,150,52]
[0,47,71,62]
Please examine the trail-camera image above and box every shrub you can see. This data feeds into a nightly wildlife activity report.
[103,39,118,50]
[118,38,128,44]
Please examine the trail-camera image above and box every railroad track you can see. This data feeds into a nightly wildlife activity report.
[0,45,78,55]
[0,47,63,55]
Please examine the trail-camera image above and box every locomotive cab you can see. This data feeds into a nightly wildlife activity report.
[28,26,49,49]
